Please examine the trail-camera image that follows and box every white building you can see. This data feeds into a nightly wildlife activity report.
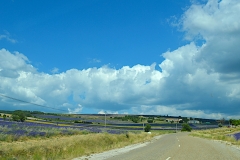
[188,120,200,124]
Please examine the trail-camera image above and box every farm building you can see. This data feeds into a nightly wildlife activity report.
[165,118,182,123]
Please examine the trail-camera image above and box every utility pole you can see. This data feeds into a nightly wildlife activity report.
[176,119,178,133]
[105,111,106,128]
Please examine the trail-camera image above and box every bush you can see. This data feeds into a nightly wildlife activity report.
[74,120,82,123]
[126,132,130,138]
[181,123,192,132]
[147,119,153,123]
[144,124,151,132]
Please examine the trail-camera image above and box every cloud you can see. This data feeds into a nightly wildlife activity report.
[89,58,101,64]
[180,0,240,74]
[0,49,34,72]
[51,67,59,74]
[68,104,83,114]
[0,0,240,119]
[92,58,101,63]
[131,105,228,119]
[0,31,18,43]
[98,110,118,114]
[181,0,240,40]
[0,44,239,118]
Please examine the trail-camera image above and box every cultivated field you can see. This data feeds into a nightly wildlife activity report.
[0,113,173,159]
[0,111,239,159]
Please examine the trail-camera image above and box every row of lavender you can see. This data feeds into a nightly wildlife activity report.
[33,114,133,124]
[0,120,126,142]
[232,132,240,141]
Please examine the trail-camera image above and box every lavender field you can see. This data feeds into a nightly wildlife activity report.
[0,111,238,160]
[0,112,222,142]
[0,119,126,142]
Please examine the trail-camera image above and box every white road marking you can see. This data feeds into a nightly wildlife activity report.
[166,157,171,160]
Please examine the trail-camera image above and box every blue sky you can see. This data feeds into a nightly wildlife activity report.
[1,0,240,119]
[1,0,189,72]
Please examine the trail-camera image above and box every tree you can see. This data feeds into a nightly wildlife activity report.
[3,114,6,121]
[11,110,26,122]
[144,124,151,132]
[12,114,19,121]
[181,123,192,132]
[182,117,189,123]
[230,119,240,127]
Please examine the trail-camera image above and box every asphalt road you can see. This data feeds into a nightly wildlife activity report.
[106,132,240,160]
[74,132,240,160]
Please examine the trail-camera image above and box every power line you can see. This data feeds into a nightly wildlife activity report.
[0,93,67,112]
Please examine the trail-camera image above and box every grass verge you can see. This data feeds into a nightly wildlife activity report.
[190,126,240,146]
[0,131,170,160]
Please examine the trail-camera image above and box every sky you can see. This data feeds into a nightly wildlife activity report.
[0,0,240,119]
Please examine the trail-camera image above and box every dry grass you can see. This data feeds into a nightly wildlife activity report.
[0,132,159,160]
[190,126,240,146]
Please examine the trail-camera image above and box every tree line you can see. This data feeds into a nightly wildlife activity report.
[0,110,27,122]
[230,119,240,126]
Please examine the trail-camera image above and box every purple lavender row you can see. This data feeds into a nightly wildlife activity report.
[233,132,240,141]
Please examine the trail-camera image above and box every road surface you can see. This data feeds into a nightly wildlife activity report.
[73,132,240,160]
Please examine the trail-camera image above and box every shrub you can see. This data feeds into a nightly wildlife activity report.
[147,119,153,123]
[144,124,151,132]
[181,123,192,132]
[126,132,130,138]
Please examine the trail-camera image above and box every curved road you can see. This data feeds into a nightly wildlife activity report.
[74,132,240,160]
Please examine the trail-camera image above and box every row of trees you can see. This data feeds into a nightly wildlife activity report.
[0,110,27,122]
[0,114,8,120]
[114,115,145,123]
[114,115,162,123]
[230,119,240,126]
[144,123,192,132]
